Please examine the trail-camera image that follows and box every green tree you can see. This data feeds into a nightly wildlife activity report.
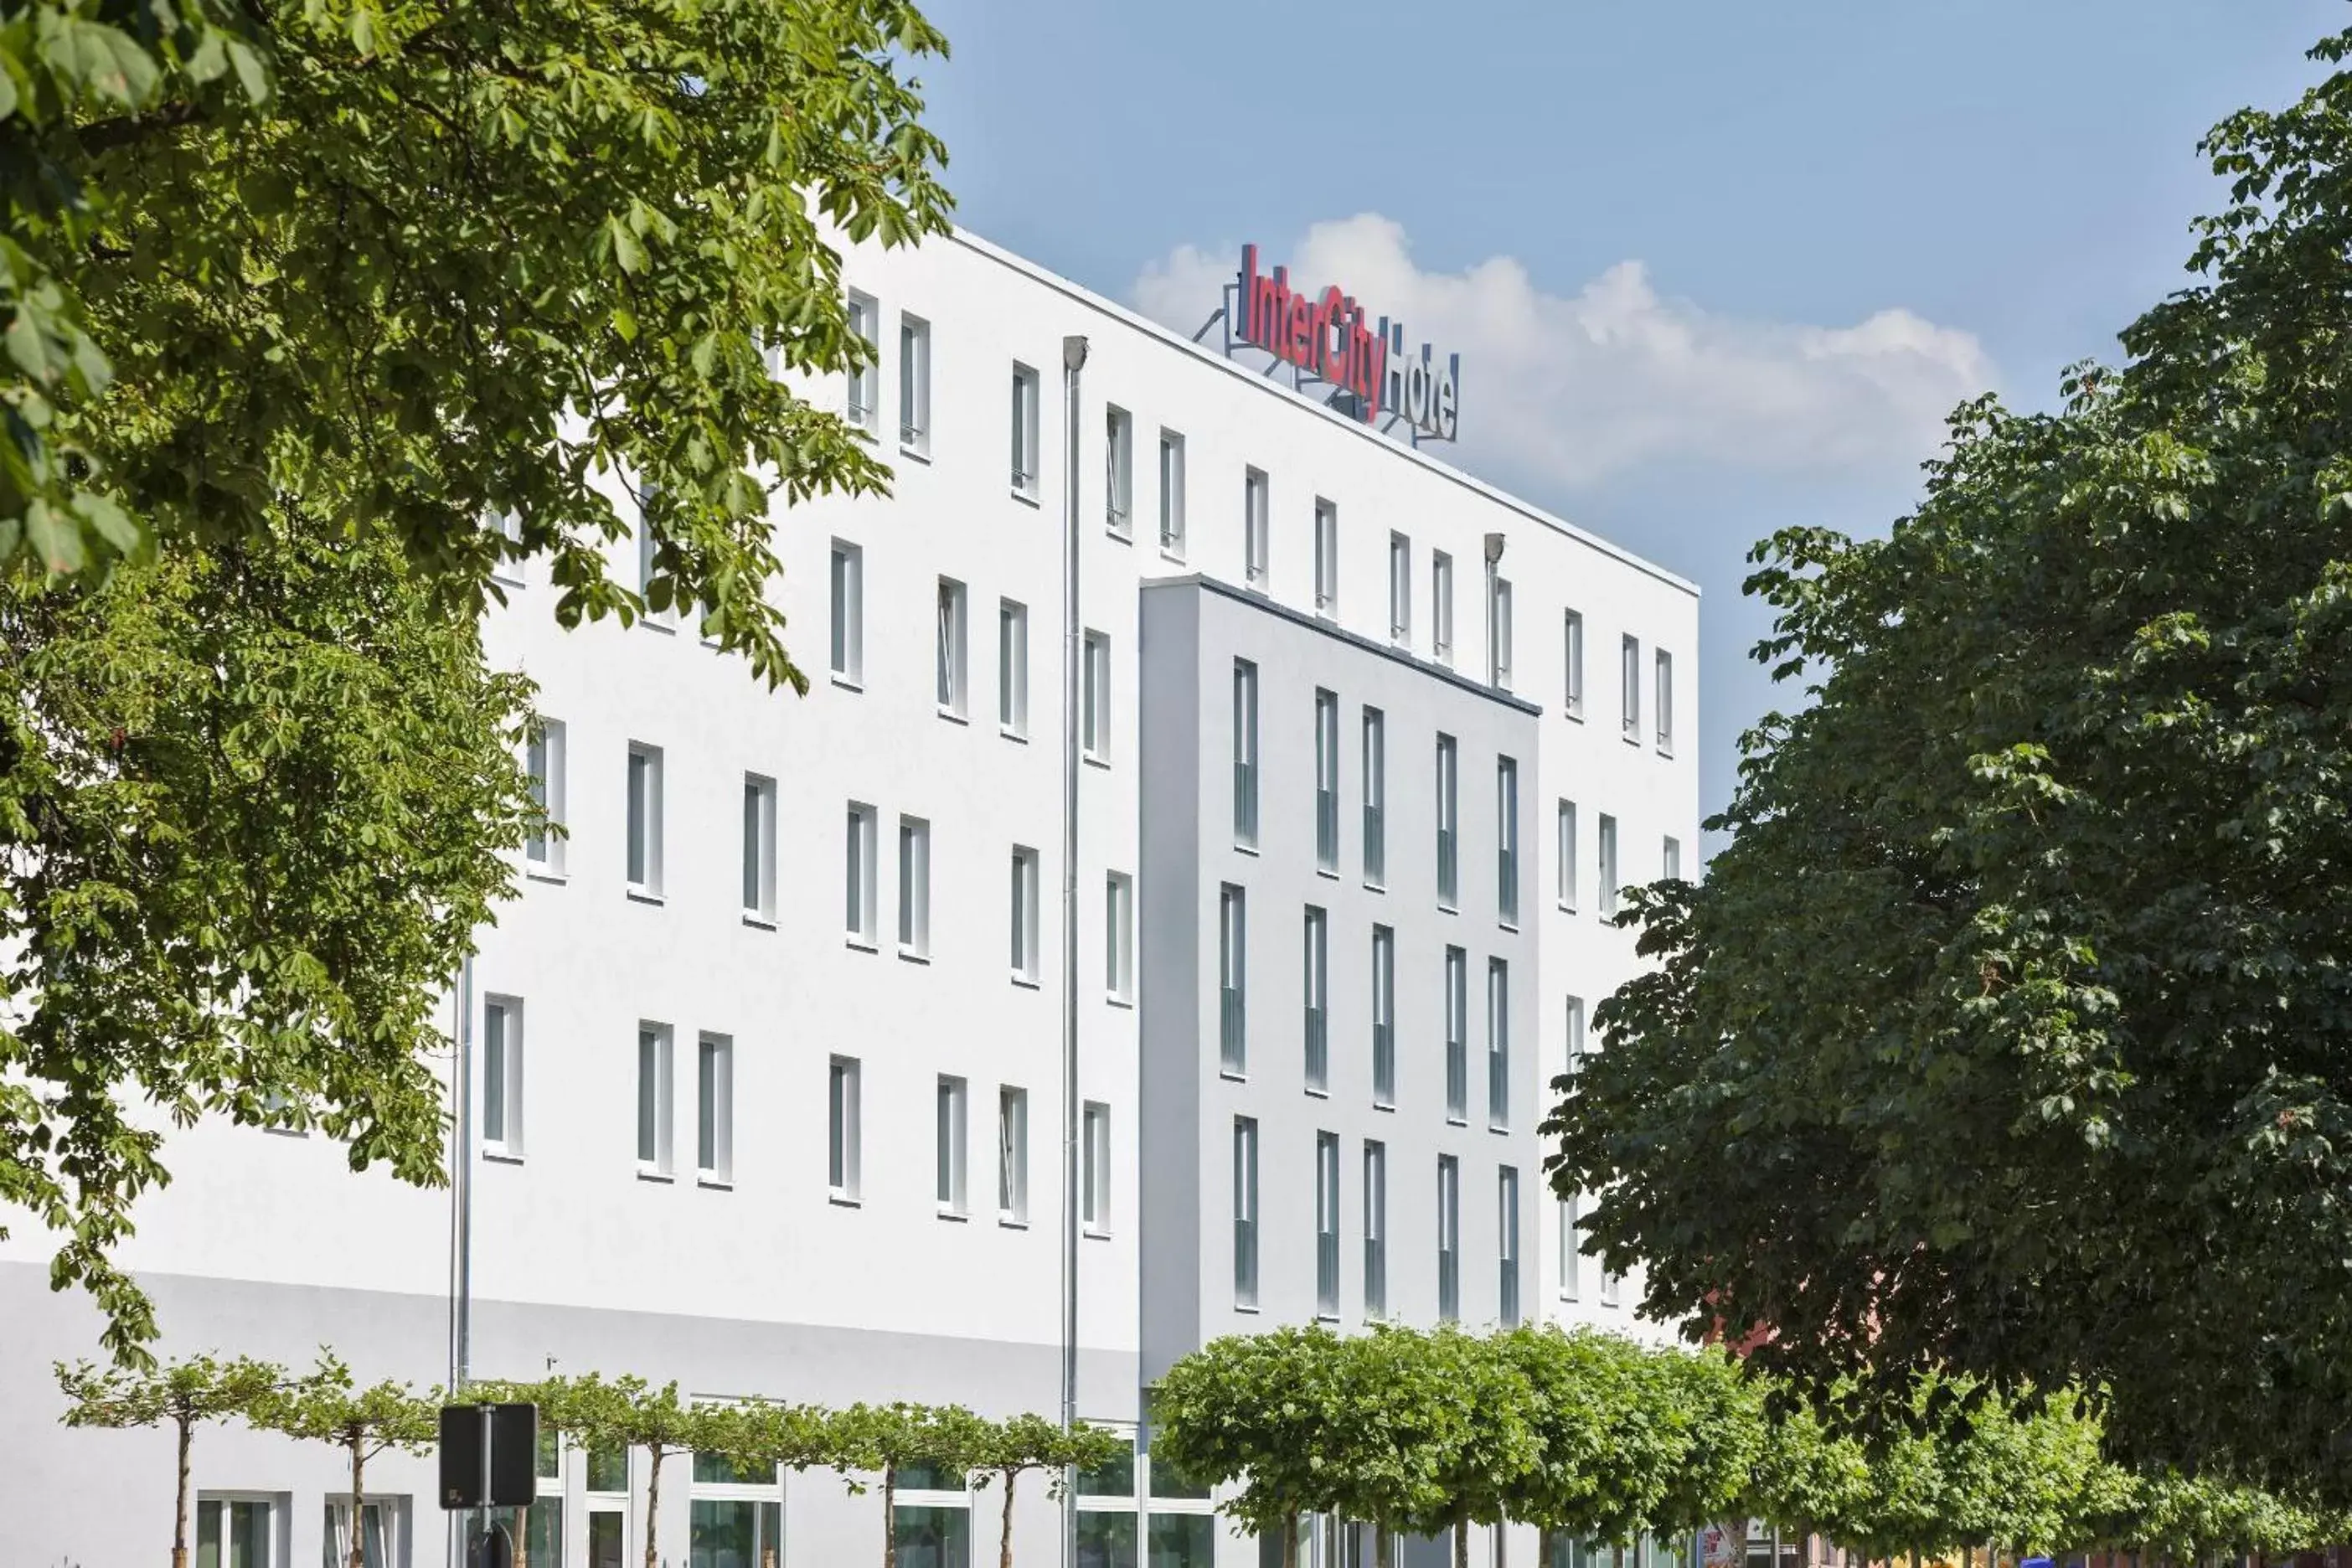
[535,1374,717,1568]
[2,528,534,1361]
[1385,1327,1540,1568]
[972,1413,1125,1568]
[824,1400,993,1568]
[54,1353,286,1568]
[250,1351,438,1568]
[1544,23,2352,1498]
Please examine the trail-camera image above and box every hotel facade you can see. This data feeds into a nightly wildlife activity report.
[0,223,1700,1568]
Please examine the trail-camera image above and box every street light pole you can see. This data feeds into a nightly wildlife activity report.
[1058,332,1090,1568]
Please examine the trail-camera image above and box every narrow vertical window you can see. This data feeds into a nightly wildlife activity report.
[1498,1168,1522,1327]
[1105,872,1135,1003]
[844,290,878,431]
[1361,707,1387,888]
[1010,847,1042,983]
[936,577,968,717]
[1158,429,1186,555]
[1009,363,1041,496]
[1559,1191,1581,1300]
[1490,577,1514,691]
[1233,1117,1260,1308]
[1388,533,1411,643]
[1444,946,1467,1123]
[1435,735,1459,907]
[1370,926,1395,1108]
[1302,906,1329,1094]
[828,1055,862,1200]
[829,539,864,684]
[1663,835,1683,882]
[1598,814,1619,916]
[1363,1140,1388,1319]
[625,742,663,898]
[1601,1261,1623,1309]
[844,803,879,945]
[1081,630,1112,763]
[998,599,1029,737]
[898,817,931,958]
[1105,407,1134,536]
[1431,550,1455,665]
[1565,994,1588,1082]
[1557,801,1579,911]
[1497,758,1520,926]
[1621,634,1642,742]
[1244,467,1270,587]
[742,774,777,923]
[1313,689,1339,872]
[636,1023,673,1175]
[524,719,566,875]
[936,1075,968,1215]
[898,314,931,453]
[1313,498,1339,617]
[697,1034,733,1184]
[1488,957,1512,1131]
[1231,660,1259,847]
[1655,647,1675,754]
[1083,1101,1111,1234]
[1219,884,1247,1075]
[998,1086,1029,1223]
[1314,1131,1341,1318]
[1563,610,1586,718]
[1436,1155,1461,1323]
[482,997,523,1158]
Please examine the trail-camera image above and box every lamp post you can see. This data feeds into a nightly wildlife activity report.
[1059,332,1090,1568]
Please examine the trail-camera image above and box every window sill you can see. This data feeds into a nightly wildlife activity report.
[483,1148,525,1166]
[1564,708,1585,724]
[1315,865,1339,880]
[524,866,569,886]
[899,947,931,965]
[1084,1226,1112,1242]
[1499,918,1520,934]
[1489,1124,1512,1137]
[1010,972,1041,990]
[1233,841,1260,857]
[899,441,931,465]
[697,1176,734,1192]
[637,1168,674,1184]
[936,1205,970,1223]
[1009,487,1042,508]
[626,887,664,906]
[1445,1116,1468,1128]
[491,571,526,591]
[1106,993,1134,1011]
[828,1191,861,1209]
[1220,1068,1247,1084]
[1305,1085,1328,1099]
[743,912,777,931]
[263,1125,310,1139]
[846,936,879,954]
[1364,879,1385,894]
[1656,745,1674,760]
[1000,726,1029,744]
[1234,1302,1261,1315]
[938,707,969,726]
[1106,524,1132,544]
[1622,733,1642,747]
[999,1215,1029,1230]
[1082,752,1111,771]
[831,673,865,694]
[1436,900,1459,916]
[1159,546,1187,566]
[1558,902,1579,916]
[638,617,677,637]
[1315,1312,1340,1324]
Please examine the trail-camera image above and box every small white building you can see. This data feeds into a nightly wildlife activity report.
[0,223,1700,1568]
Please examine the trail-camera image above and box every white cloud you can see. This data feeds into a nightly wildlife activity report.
[1129,214,1994,492]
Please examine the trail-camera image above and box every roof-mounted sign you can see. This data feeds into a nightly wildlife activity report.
[1194,244,1460,447]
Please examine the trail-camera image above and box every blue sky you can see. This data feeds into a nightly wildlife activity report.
[913,0,2344,842]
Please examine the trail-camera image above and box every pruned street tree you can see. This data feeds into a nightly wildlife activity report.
[54,1353,286,1568]
[972,1411,1125,1568]
[250,1352,438,1568]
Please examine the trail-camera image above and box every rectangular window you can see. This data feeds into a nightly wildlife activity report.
[1431,550,1455,665]
[1361,707,1386,887]
[844,802,879,945]
[1444,946,1467,1123]
[1106,872,1135,1003]
[1655,648,1674,754]
[1369,925,1396,1110]
[1498,1168,1522,1327]
[845,290,878,431]
[1363,1141,1388,1319]
[998,1086,1029,1223]
[636,1022,673,1175]
[1601,1261,1622,1309]
[1313,498,1339,617]
[998,599,1029,738]
[1158,430,1186,555]
[1436,735,1459,907]
[1557,801,1579,911]
[323,1501,400,1568]
[1219,884,1248,1075]
[1009,363,1041,496]
[1388,532,1411,643]
[1559,1191,1581,1300]
[524,718,566,874]
[1313,689,1339,871]
[828,1055,861,1200]
[482,997,524,1159]
[899,313,931,453]
[197,1497,274,1568]
[1563,610,1586,719]
[897,816,931,958]
[1233,1117,1260,1308]
[1082,630,1112,763]
[1621,634,1643,742]
[1083,1101,1111,1235]
[1497,758,1520,926]
[688,1495,780,1568]
[1314,1131,1341,1318]
[936,1075,968,1215]
[1437,1155,1461,1323]
[1010,847,1041,983]
[1302,906,1329,1094]
[1488,957,1511,1131]
[1231,660,1259,847]
[1566,994,1588,1081]
[697,1033,733,1184]
[1106,406,1133,535]
[625,742,663,897]
[1244,467,1270,587]
[1491,576,1514,691]
[829,539,864,684]
[742,774,777,923]
[936,577,968,717]
[1598,814,1619,917]
[1663,835,1683,882]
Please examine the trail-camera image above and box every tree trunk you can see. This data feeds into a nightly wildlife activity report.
[998,1468,1018,1568]
[348,1431,367,1568]
[173,1412,193,1568]
[1283,1509,1299,1568]
[883,1466,898,1568]
[645,1447,665,1568]
[1455,1516,1470,1568]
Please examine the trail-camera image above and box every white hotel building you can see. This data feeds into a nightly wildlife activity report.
[0,224,1699,1568]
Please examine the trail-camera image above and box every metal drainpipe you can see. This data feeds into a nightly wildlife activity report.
[1059,332,1090,1568]
[447,954,475,1567]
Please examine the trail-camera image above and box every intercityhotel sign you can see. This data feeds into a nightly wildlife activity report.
[1220,244,1462,446]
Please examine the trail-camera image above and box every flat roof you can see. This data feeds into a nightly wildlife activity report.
[949,227,1701,601]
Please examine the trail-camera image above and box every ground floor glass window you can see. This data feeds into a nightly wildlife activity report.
[198,1497,272,1568]
[895,1504,971,1568]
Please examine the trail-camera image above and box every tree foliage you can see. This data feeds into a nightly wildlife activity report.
[1545,23,2352,1498]
[249,1352,438,1568]
[55,1353,286,1568]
